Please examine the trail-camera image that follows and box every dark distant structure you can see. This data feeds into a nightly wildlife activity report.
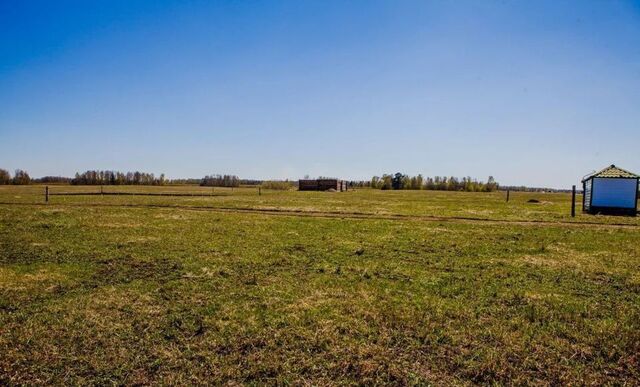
[299,179,347,192]
[582,164,639,216]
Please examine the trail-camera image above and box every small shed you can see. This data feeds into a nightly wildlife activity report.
[582,165,639,216]
[298,179,347,192]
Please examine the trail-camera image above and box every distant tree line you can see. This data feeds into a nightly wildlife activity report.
[33,176,73,184]
[0,168,267,187]
[166,178,201,185]
[71,170,166,185]
[499,185,572,193]
[240,179,262,186]
[200,174,240,187]
[185,177,262,186]
[356,173,499,192]
[0,167,504,192]
[0,169,31,185]
[261,180,294,190]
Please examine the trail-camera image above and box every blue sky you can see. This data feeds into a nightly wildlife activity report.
[1,0,639,188]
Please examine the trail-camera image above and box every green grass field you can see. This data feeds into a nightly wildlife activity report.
[1,185,639,384]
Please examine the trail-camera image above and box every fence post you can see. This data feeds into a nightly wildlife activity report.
[571,185,576,217]
[258,187,261,196]
[506,189,510,202]
[45,186,49,203]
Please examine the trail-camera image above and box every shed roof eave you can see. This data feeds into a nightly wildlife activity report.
[581,164,640,183]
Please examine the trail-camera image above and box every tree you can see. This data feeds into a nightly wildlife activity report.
[436,176,447,190]
[414,174,424,190]
[485,176,498,192]
[401,175,411,190]
[392,173,404,190]
[381,174,393,190]
[12,169,31,185]
[425,177,435,190]
[0,169,10,185]
[447,176,458,191]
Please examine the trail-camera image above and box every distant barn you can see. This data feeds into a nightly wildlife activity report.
[298,179,347,192]
[582,165,639,216]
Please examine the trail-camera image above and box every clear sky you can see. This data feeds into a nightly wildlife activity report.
[1,0,639,188]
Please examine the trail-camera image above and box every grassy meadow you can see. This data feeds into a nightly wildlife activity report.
[1,185,639,384]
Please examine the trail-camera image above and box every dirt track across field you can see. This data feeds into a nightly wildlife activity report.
[2,201,639,229]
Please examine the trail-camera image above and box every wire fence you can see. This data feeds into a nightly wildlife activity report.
[0,185,265,204]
